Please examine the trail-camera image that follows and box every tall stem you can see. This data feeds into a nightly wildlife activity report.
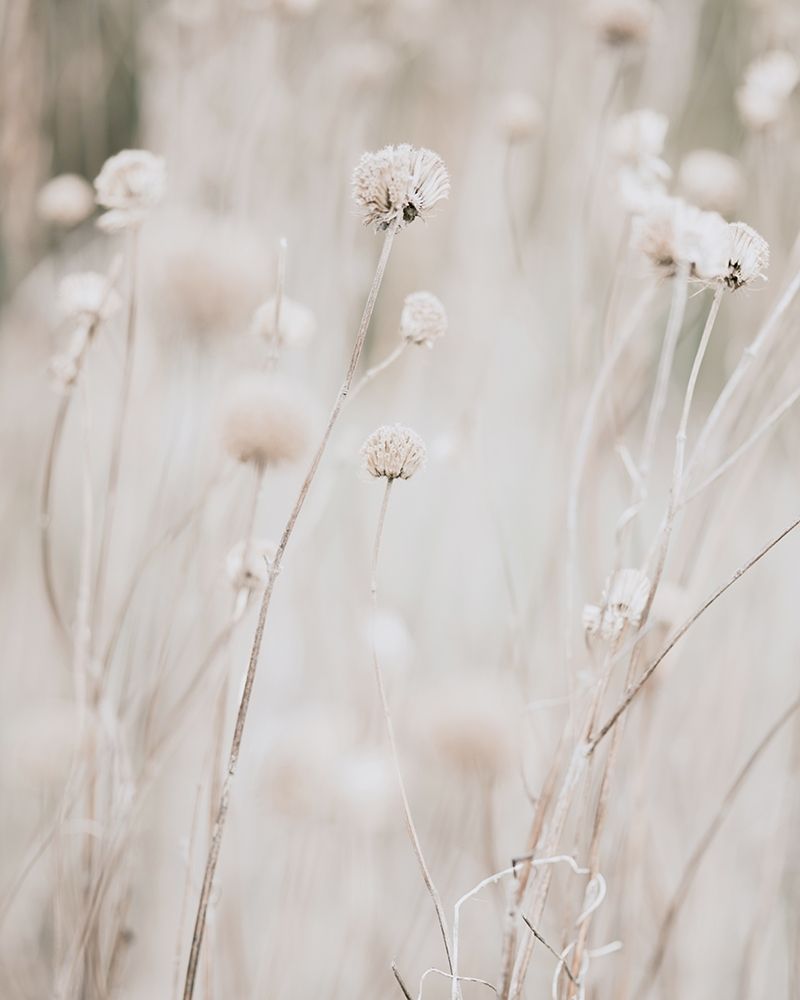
[181,225,397,1000]
[370,478,453,972]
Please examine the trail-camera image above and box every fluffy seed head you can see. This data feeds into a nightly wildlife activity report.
[226,538,278,591]
[361,424,426,480]
[252,295,317,348]
[36,174,95,227]
[722,222,769,291]
[57,272,122,324]
[677,149,744,216]
[497,91,543,142]
[611,109,671,213]
[352,144,450,231]
[221,373,313,467]
[633,196,729,280]
[400,291,447,347]
[94,149,166,231]
[736,50,800,130]
[586,0,656,47]
[584,568,651,641]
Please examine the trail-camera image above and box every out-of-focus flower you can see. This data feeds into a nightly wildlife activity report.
[497,91,543,143]
[36,174,95,228]
[677,150,744,216]
[633,196,729,280]
[220,373,314,467]
[399,291,447,348]
[252,295,317,349]
[583,568,651,641]
[586,0,656,47]
[226,538,278,592]
[94,149,166,231]
[57,272,122,324]
[736,50,800,130]
[611,109,671,214]
[352,144,450,231]
[361,424,426,480]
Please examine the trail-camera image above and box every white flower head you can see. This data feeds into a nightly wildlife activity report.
[220,373,314,467]
[586,0,657,47]
[226,538,278,592]
[251,295,317,348]
[497,91,543,143]
[677,150,744,216]
[352,144,449,231]
[722,222,769,291]
[94,149,166,231]
[584,568,651,642]
[633,196,729,280]
[361,424,426,480]
[611,110,671,214]
[36,174,95,228]
[57,272,122,324]
[736,50,800,130]
[400,291,447,347]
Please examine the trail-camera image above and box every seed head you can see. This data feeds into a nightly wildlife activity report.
[400,291,447,347]
[586,0,656,47]
[736,50,800,130]
[677,149,744,216]
[352,144,450,232]
[611,109,671,213]
[36,174,95,228]
[226,538,278,592]
[57,272,122,324]
[94,149,166,231]
[361,424,426,481]
[252,295,317,348]
[722,222,769,291]
[583,568,651,642]
[221,373,313,467]
[633,196,729,280]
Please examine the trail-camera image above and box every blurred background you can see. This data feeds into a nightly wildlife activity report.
[2,1,800,998]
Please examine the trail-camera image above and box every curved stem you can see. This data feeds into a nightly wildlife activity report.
[181,224,398,1000]
[40,393,71,640]
[349,340,408,402]
[370,478,453,973]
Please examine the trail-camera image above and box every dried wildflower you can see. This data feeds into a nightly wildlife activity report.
[57,272,122,324]
[611,109,671,214]
[252,295,317,348]
[399,291,447,347]
[677,149,744,216]
[586,0,656,47]
[226,538,278,591]
[352,144,450,231]
[497,91,543,142]
[583,568,651,641]
[361,424,426,480]
[94,149,166,231]
[721,222,769,291]
[736,50,800,130]
[633,196,729,280]
[220,373,313,467]
[36,174,95,228]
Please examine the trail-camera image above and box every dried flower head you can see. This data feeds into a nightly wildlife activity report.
[736,50,800,130]
[583,568,651,641]
[57,272,122,324]
[361,424,426,480]
[399,291,447,347]
[252,295,317,348]
[633,196,729,280]
[36,174,95,228]
[722,222,769,291]
[611,109,671,213]
[677,149,744,216]
[226,538,278,591]
[497,91,543,142]
[352,144,449,231]
[221,373,313,467]
[94,149,166,231]
[586,0,656,47]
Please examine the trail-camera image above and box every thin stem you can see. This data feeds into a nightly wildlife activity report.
[371,478,453,973]
[181,224,398,1000]
[589,512,800,753]
[93,229,140,646]
[40,393,71,640]
[349,340,408,402]
[638,693,800,996]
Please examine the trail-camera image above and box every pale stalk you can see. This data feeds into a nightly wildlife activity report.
[349,340,408,402]
[181,224,398,1000]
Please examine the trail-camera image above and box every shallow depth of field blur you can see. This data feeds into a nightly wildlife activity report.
[3,1,800,998]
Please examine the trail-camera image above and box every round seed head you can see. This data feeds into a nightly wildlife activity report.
[736,50,800,130]
[221,372,313,467]
[352,144,450,232]
[36,174,95,228]
[252,295,317,348]
[677,149,744,216]
[586,0,656,47]
[399,291,447,347]
[361,424,426,481]
[722,222,769,291]
[633,196,729,280]
[94,149,166,231]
